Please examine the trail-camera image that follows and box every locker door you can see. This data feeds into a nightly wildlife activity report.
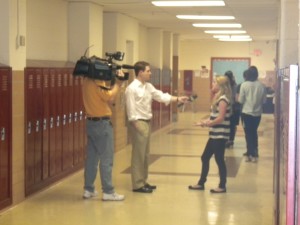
[49,69,56,176]
[0,66,12,210]
[42,69,50,180]
[55,69,63,173]
[62,71,69,170]
[34,69,43,184]
[67,70,74,167]
[25,69,37,190]
[73,76,80,165]
[79,77,85,163]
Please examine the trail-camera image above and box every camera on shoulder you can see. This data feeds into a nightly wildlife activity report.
[73,47,134,81]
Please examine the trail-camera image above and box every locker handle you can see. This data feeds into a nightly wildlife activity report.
[80,111,83,120]
[74,112,78,122]
[43,118,47,130]
[36,120,40,132]
[50,117,54,128]
[63,114,67,125]
[28,122,31,134]
[1,127,5,141]
[56,116,60,127]
[69,113,72,123]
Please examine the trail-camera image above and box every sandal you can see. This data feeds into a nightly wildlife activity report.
[210,188,226,193]
[188,184,205,190]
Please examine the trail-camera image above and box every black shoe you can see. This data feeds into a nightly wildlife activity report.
[133,186,153,193]
[145,183,157,190]
[188,184,205,190]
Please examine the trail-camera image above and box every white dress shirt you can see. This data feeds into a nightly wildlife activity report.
[125,79,172,121]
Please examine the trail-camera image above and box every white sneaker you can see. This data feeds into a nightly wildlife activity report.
[83,190,98,199]
[102,192,125,201]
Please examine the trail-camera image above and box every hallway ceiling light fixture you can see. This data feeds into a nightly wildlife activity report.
[219,37,252,42]
[213,35,250,39]
[204,30,246,34]
[151,1,225,7]
[193,23,242,28]
[176,15,235,20]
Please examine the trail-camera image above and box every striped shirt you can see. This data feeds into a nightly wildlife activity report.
[209,95,231,139]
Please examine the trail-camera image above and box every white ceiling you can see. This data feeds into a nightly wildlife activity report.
[97,0,279,41]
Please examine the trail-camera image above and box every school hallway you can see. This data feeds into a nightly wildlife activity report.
[0,112,274,225]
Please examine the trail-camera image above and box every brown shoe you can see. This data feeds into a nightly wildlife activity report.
[210,188,226,193]
[188,184,205,190]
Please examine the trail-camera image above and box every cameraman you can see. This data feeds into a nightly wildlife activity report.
[125,61,188,193]
[82,70,125,201]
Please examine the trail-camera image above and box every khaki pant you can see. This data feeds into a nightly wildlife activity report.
[129,120,151,189]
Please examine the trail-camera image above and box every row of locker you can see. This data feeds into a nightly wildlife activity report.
[0,64,173,205]
[150,68,172,131]
[24,67,86,196]
[0,65,12,210]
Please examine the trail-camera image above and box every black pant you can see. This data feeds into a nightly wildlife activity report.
[241,113,261,157]
[229,109,241,142]
[198,138,227,189]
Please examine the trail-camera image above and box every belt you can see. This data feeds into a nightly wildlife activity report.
[87,116,111,121]
[138,119,151,122]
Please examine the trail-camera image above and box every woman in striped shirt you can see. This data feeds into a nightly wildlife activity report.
[189,75,232,193]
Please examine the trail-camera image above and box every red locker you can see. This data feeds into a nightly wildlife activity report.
[73,76,80,165]
[78,77,85,163]
[33,69,43,184]
[55,69,63,174]
[48,69,57,176]
[25,69,37,190]
[0,66,12,210]
[151,68,161,132]
[161,69,171,127]
[42,69,50,180]
[62,70,70,170]
[67,70,74,167]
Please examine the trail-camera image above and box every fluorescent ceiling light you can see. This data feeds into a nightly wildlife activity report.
[219,38,252,42]
[213,35,250,39]
[152,1,225,7]
[177,15,234,20]
[193,23,242,28]
[213,35,230,39]
[205,30,246,34]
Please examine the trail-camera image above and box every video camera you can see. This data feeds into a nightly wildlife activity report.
[73,46,134,81]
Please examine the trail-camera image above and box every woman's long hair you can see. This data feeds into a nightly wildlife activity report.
[224,70,236,87]
[212,75,232,112]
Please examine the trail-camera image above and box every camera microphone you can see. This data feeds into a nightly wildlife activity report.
[177,94,198,108]
[122,64,135,69]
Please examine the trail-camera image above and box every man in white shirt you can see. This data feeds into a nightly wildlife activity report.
[125,61,188,193]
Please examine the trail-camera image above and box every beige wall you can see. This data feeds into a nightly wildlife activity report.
[179,39,276,71]
[27,0,68,60]
[178,39,277,111]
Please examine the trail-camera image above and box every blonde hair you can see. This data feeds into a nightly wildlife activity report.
[212,75,232,111]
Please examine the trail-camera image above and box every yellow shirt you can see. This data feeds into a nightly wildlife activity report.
[82,77,112,117]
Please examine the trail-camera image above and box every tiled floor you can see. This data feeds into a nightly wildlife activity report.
[0,112,274,225]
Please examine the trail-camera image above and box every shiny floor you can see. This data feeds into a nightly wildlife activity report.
[0,112,274,225]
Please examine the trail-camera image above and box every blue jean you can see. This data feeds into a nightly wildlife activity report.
[84,119,114,194]
[241,113,261,157]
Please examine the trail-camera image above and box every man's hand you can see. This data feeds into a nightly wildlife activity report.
[115,70,125,85]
